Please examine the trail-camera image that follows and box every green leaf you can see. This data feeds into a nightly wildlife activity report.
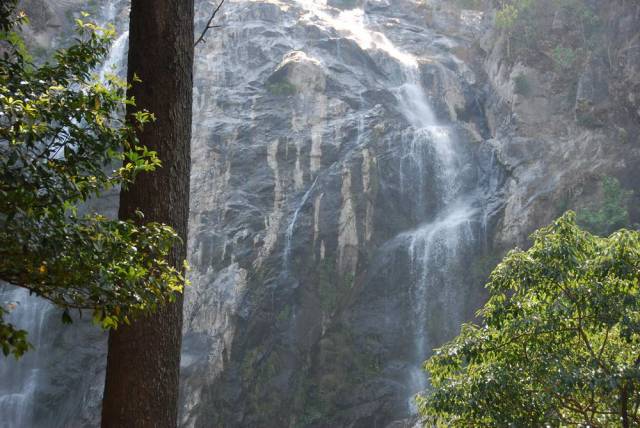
[0,12,186,358]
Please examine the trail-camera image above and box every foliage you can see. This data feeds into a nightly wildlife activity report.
[617,126,630,145]
[577,176,633,237]
[493,0,600,70]
[512,73,531,96]
[267,80,297,97]
[0,0,19,32]
[0,304,29,357]
[494,0,535,57]
[553,0,601,43]
[418,212,640,426]
[495,4,519,30]
[552,44,578,71]
[495,0,534,30]
[454,0,484,10]
[0,11,186,357]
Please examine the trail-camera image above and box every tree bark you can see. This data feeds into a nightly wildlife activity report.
[622,384,630,428]
[101,0,193,426]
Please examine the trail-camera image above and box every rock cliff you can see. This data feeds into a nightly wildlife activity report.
[1,0,638,427]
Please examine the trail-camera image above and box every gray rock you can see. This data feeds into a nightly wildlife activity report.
[5,1,640,428]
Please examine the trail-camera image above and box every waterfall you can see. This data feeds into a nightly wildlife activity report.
[395,57,480,413]
[292,0,486,412]
[2,1,501,425]
[283,175,320,273]
[0,289,50,427]
[398,81,478,409]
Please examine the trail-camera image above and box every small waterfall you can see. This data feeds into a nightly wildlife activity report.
[0,289,50,427]
[283,176,320,273]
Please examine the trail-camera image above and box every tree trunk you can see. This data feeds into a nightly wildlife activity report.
[101,0,193,426]
[622,384,630,428]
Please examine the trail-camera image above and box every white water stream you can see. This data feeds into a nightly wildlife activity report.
[0,289,50,427]
[283,175,320,272]
[398,74,476,409]
[292,0,479,411]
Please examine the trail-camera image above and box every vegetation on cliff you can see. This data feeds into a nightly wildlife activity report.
[493,0,601,66]
[577,176,634,237]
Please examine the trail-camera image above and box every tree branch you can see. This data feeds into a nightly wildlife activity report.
[194,0,225,48]
[3,279,98,311]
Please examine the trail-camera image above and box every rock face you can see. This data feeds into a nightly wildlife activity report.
[181,1,503,426]
[473,0,640,248]
[1,0,639,427]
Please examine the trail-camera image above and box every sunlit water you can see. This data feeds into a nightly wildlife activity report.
[292,0,481,413]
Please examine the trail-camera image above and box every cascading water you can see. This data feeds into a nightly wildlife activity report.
[0,290,49,427]
[289,0,486,412]
[394,65,482,409]
[283,175,320,273]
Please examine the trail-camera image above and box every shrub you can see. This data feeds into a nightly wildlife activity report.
[513,73,532,96]
[267,80,297,96]
[552,45,579,71]
[577,176,633,236]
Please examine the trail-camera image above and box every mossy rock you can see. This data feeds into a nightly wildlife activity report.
[575,99,606,128]
[267,80,297,97]
[327,0,362,10]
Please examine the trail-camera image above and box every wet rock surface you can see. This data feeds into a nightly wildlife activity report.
[182,1,502,426]
[2,0,639,427]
